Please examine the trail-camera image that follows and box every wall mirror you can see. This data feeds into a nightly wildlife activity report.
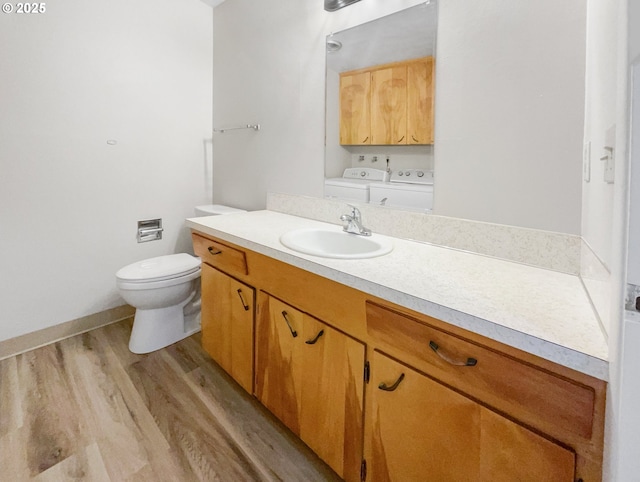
[324,2,438,212]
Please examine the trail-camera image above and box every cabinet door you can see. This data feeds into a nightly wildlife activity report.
[201,264,254,392]
[299,317,365,482]
[255,295,304,434]
[340,71,371,145]
[366,351,575,482]
[255,295,365,482]
[407,57,434,144]
[371,66,407,145]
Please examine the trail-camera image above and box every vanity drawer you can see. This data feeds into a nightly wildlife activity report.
[192,233,248,276]
[365,301,596,440]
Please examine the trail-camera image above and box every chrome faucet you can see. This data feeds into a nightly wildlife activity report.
[340,205,371,236]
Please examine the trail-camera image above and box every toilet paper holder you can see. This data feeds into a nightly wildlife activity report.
[137,219,163,243]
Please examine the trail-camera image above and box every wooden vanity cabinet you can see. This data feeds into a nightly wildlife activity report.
[255,294,365,482]
[190,231,606,481]
[200,264,254,392]
[366,350,575,482]
[365,301,606,482]
[193,233,254,392]
[192,233,248,275]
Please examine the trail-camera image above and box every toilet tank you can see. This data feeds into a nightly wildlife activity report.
[194,204,246,217]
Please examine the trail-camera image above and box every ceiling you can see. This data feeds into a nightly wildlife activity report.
[200,0,226,8]
[326,2,437,73]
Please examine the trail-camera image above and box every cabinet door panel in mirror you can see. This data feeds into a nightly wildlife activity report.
[340,71,371,145]
[371,66,407,145]
[407,57,434,144]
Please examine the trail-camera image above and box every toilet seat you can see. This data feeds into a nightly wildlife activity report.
[116,253,201,290]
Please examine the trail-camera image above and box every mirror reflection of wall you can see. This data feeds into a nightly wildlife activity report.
[213,0,584,233]
[325,2,438,212]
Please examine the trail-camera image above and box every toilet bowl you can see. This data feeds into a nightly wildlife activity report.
[116,204,245,354]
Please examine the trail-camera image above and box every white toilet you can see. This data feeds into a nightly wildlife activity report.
[116,204,245,354]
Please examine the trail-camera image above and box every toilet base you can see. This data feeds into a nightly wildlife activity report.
[128,290,201,354]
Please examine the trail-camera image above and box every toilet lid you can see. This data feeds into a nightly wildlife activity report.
[116,253,201,282]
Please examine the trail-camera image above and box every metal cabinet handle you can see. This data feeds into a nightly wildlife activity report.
[362,136,369,143]
[281,310,298,338]
[411,135,420,143]
[429,341,477,367]
[378,373,405,391]
[208,246,222,255]
[236,289,250,311]
[397,135,405,143]
[305,329,324,345]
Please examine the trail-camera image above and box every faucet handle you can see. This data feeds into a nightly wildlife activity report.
[347,204,361,221]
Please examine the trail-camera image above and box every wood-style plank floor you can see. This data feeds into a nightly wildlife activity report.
[0,319,342,481]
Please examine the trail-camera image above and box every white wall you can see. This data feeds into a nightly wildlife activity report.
[615,56,640,480]
[631,0,640,63]
[0,0,213,342]
[435,0,585,234]
[581,0,640,479]
[580,0,622,341]
[211,0,427,211]
[577,1,623,479]
[606,0,640,478]
[582,0,620,269]
[212,0,586,235]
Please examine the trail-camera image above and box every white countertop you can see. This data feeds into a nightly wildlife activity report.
[186,210,608,380]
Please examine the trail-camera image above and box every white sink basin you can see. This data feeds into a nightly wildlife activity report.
[280,227,393,259]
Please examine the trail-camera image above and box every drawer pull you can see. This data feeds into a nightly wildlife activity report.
[378,373,405,392]
[207,246,222,255]
[397,135,405,143]
[236,289,250,311]
[411,135,420,143]
[281,311,298,338]
[305,329,324,345]
[429,340,477,367]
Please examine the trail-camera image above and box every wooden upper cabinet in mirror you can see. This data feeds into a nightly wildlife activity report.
[339,57,434,146]
[339,71,371,145]
[407,57,434,144]
[371,65,407,145]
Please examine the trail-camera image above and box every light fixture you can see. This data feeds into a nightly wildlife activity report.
[324,0,362,12]
[326,39,342,52]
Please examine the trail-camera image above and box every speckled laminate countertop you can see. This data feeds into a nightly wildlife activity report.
[186,210,609,380]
